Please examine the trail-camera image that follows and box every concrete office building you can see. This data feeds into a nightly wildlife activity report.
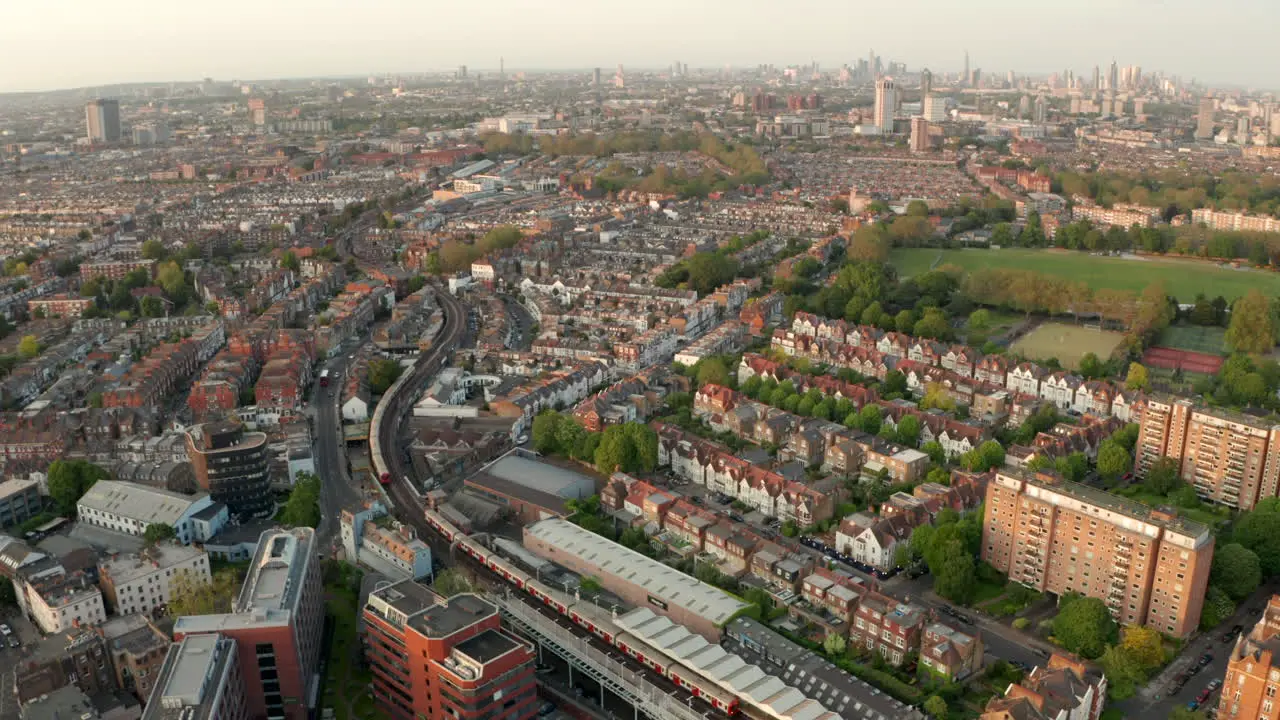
[522,518,750,640]
[142,634,248,720]
[77,481,228,545]
[0,478,41,528]
[86,99,121,143]
[982,468,1213,638]
[185,421,272,519]
[1136,396,1280,511]
[173,528,323,720]
[1219,595,1280,720]
[363,581,538,720]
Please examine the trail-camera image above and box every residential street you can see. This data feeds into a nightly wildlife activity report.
[312,352,367,557]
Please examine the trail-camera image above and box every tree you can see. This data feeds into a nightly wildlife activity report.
[432,569,474,598]
[1096,440,1132,482]
[1118,625,1166,668]
[367,359,404,394]
[1143,457,1182,495]
[921,441,946,467]
[1211,543,1262,601]
[905,200,931,218]
[695,358,730,389]
[143,523,176,544]
[280,250,301,273]
[1226,290,1277,354]
[896,415,922,447]
[139,295,165,317]
[1200,585,1236,630]
[157,260,187,299]
[50,459,110,514]
[1099,644,1146,700]
[532,412,566,454]
[823,631,847,656]
[933,540,978,604]
[684,253,739,295]
[968,309,992,331]
[1023,212,1046,246]
[858,405,883,435]
[278,473,321,528]
[16,335,39,360]
[963,440,1005,472]
[1233,498,1280,575]
[141,238,166,260]
[923,695,948,719]
[1078,352,1103,379]
[1125,362,1150,391]
[168,567,241,617]
[1052,596,1118,659]
[1054,453,1090,482]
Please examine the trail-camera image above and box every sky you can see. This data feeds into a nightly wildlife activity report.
[0,0,1275,93]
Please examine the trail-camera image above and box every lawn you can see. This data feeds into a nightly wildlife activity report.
[1157,324,1228,355]
[892,247,1280,300]
[1010,322,1127,369]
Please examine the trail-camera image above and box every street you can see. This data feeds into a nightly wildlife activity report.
[312,352,366,556]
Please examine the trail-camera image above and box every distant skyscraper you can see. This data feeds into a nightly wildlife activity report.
[593,67,602,87]
[499,57,505,80]
[1107,60,1119,91]
[920,69,932,97]
[1018,95,1031,119]
[873,78,897,133]
[869,49,878,78]
[85,99,121,143]
[963,51,970,86]
[457,65,467,79]
[909,117,931,152]
[1033,95,1048,124]
[1196,97,1216,140]
[1092,65,1101,89]
[923,94,947,122]
[615,64,625,89]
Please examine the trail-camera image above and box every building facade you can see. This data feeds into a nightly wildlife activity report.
[1219,595,1280,720]
[982,468,1213,637]
[185,421,273,519]
[142,634,248,720]
[98,544,211,616]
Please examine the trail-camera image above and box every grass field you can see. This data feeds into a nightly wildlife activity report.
[1157,324,1228,355]
[892,247,1280,299]
[1011,322,1126,368]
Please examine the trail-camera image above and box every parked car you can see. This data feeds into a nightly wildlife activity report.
[0,624,10,636]
[6,637,15,649]
[1188,701,1200,711]
[1208,679,1223,692]
[1199,653,1213,666]
[1198,688,1213,704]
[538,703,556,717]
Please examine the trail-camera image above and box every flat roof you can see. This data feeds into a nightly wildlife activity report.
[172,527,314,635]
[100,544,205,585]
[1000,468,1210,539]
[484,455,596,499]
[142,634,236,720]
[524,519,749,627]
[77,480,207,526]
[455,628,520,665]
[410,593,497,638]
[0,477,36,499]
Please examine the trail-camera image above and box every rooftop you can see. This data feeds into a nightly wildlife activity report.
[77,480,209,526]
[454,628,521,665]
[0,477,37,499]
[100,544,205,585]
[482,455,596,499]
[410,593,498,638]
[142,634,237,720]
[524,519,749,627]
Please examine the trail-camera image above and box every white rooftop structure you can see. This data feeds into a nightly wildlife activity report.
[617,608,839,720]
[525,519,749,626]
[77,480,225,545]
[142,633,240,720]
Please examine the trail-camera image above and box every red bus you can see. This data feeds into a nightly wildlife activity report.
[319,369,330,387]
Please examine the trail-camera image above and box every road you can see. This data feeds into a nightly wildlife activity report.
[312,351,366,556]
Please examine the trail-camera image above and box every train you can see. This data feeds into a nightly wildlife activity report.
[424,508,741,717]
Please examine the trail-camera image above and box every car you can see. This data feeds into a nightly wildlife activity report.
[1188,701,1200,711]
[1188,665,1202,677]
[955,613,974,625]
[908,566,927,579]
[1198,689,1213,704]
[0,624,10,636]
[1175,672,1190,684]
[1208,679,1222,692]
[6,637,15,649]
[729,513,745,523]
[1199,653,1213,666]
[537,703,556,717]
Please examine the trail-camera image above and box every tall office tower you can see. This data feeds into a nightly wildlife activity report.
[1018,95,1031,119]
[143,635,247,720]
[1092,65,1101,89]
[923,94,947,122]
[920,68,932,96]
[1136,396,1280,510]
[1218,596,1280,720]
[873,78,897,132]
[499,57,504,80]
[909,117,931,152]
[1033,95,1048,123]
[1238,116,1252,144]
[982,468,1214,638]
[1107,60,1118,90]
[1006,70,1015,87]
[592,67,601,87]
[1196,96,1217,140]
[963,51,970,86]
[971,67,982,89]
[869,49,878,78]
[615,63,625,89]
[171,528,324,720]
[185,421,272,519]
[1132,65,1142,89]
[457,65,467,79]
[85,99,121,143]
[364,581,538,720]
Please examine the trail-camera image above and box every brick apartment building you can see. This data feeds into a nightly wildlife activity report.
[1219,595,1280,720]
[363,581,538,720]
[81,258,156,282]
[1136,395,1280,511]
[982,468,1213,638]
[27,294,96,318]
[172,528,323,720]
[849,589,927,666]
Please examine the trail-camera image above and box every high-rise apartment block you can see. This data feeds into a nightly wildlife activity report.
[1197,97,1217,140]
[172,528,324,720]
[1219,595,1280,720]
[982,468,1213,638]
[86,99,121,143]
[1136,396,1280,510]
[873,78,897,133]
[363,581,538,720]
[910,117,931,152]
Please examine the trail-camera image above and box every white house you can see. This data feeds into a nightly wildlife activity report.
[77,481,228,545]
[343,387,371,422]
[98,544,211,616]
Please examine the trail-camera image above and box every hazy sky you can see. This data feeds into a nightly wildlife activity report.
[1,0,1274,93]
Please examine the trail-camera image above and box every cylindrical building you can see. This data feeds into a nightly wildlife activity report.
[185,421,273,519]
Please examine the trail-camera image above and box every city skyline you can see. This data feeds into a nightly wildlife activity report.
[1,0,1276,94]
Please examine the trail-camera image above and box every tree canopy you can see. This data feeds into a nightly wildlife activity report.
[168,567,241,617]
[1211,543,1262,601]
[1052,595,1118,659]
[51,459,110,514]
[1226,290,1277,354]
